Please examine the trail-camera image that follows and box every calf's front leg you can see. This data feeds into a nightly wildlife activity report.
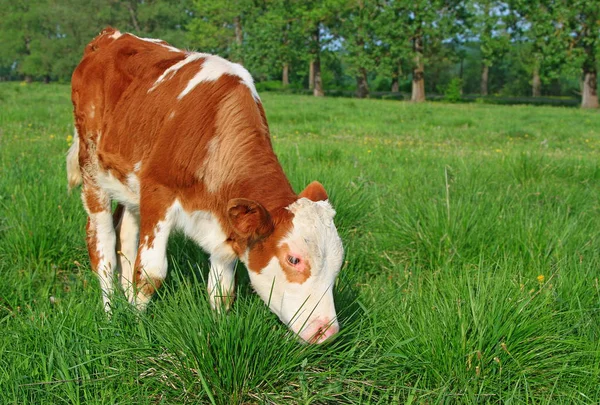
[132,194,175,310]
[207,255,237,312]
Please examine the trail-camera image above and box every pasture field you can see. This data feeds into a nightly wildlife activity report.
[1,82,600,404]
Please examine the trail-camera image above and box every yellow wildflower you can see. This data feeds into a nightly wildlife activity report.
[537,274,545,283]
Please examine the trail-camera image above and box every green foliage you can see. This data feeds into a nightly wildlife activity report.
[443,77,463,102]
[0,0,598,101]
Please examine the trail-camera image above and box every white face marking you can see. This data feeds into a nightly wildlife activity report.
[244,198,343,343]
[148,53,205,93]
[178,54,260,100]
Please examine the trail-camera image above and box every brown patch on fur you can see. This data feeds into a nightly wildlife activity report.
[299,181,328,202]
[227,199,274,242]
[247,209,293,273]
[201,85,269,192]
[85,218,101,272]
[277,243,312,284]
[137,277,163,298]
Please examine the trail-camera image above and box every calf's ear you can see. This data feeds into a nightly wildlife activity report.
[299,181,328,202]
[227,198,274,243]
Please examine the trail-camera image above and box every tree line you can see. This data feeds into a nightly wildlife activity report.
[1,0,599,108]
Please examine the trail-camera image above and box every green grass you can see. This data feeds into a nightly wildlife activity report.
[1,82,599,404]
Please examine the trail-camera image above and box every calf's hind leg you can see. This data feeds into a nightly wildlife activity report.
[82,184,118,312]
[113,204,140,302]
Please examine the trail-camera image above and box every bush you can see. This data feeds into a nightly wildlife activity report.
[443,78,463,103]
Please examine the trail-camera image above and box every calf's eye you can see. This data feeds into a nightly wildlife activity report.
[287,255,301,266]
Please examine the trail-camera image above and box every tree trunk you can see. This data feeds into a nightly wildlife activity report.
[532,65,541,97]
[481,64,489,96]
[312,27,324,97]
[309,60,315,90]
[411,36,425,103]
[355,68,369,98]
[391,62,401,92]
[25,75,33,84]
[43,75,50,84]
[391,75,399,93]
[313,58,324,97]
[233,16,243,64]
[582,70,599,108]
[282,63,289,87]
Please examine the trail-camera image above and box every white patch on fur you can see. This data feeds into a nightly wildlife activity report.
[90,210,118,311]
[174,205,235,261]
[96,170,140,213]
[116,208,139,301]
[178,54,259,100]
[110,30,122,39]
[207,256,237,311]
[89,104,95,119]
[129,33,181,53]
[148,53,205,93]
[133,161,142,172]
[138,218,171,279]
[244,198,343,343]
[135,207,174,309]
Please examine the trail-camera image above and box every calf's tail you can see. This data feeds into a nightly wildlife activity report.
[67,127,82,190]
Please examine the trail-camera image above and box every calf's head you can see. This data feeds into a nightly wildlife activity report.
[228,181,344,343]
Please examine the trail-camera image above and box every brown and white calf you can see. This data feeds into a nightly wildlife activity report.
[67,27,343,343]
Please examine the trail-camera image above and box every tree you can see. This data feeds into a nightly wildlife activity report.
[471,0,510,96]
[509,0,571,97]
[565,0,600,108]
[375,3,411,93]
[187,0,253,62]
[338,0,380,98]
[513,0,599,107]
[378,0,468,103]
[297,0,345,96]
[243,0,305,86]
[0,0,50,82]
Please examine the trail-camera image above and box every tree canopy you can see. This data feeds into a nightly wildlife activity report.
[1,0,599,107]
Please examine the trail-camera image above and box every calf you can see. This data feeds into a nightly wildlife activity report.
[67,28,343,343]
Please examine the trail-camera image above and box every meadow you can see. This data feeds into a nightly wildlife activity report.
[1,82,599,404]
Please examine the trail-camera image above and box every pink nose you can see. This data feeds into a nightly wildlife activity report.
[301,320,340,344]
